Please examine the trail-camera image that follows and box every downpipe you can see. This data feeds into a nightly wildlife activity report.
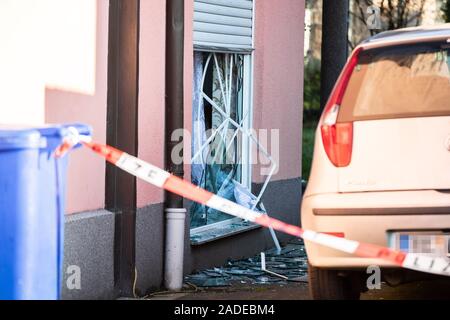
[164,208,186,290]
[164,0,185,290]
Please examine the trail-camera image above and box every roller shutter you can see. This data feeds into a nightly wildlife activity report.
[194,0,254,53]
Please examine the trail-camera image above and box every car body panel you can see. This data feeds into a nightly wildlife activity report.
[302,191,450,268]
[339,117,450,192]
[362,24,450,49]
[302,24,450,269]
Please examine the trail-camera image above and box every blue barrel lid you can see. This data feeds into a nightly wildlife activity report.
[0,127,43,150]
[0,123,92,151]
[37,123,92,152]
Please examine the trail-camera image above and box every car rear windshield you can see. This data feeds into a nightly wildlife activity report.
[338,42,450,122]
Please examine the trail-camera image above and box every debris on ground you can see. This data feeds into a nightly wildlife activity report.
[185,238,308,287]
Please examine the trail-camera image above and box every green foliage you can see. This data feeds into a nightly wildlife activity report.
[302,57,321,181]
[303,57,322,122]
[302,120,318,181]
[442,0,450,22]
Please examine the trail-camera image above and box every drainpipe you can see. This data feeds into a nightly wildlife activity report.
[164,0,185,291]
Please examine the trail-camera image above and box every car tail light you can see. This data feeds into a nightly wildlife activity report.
[320,47,363,167]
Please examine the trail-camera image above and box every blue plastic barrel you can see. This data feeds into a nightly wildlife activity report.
[0,124,91,300]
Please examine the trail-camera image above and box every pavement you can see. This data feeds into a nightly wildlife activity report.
[145,278,450,300]
[142,239,450,301]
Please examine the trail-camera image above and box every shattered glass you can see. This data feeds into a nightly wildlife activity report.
[190,52,265,229]
[185,239,308,287]
[190,219,260,245]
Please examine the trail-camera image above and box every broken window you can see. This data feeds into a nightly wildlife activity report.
[191,51,254,228]
[190,51,280,251]
[190,1,279,247]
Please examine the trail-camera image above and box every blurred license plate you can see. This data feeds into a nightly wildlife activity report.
[389,232,450,257]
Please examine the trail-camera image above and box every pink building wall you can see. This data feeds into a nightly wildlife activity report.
[136,0,304,207]
[46,0,109,214]
[136,0,166,207]
[137,0,193,208]
[253,0,305,184]
[0,0,98,125]
[44,0,304,213]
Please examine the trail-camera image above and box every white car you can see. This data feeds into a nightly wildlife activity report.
[302,24,450,299]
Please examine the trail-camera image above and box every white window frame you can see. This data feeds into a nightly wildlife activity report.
[190,51,254,233]
[190,0,280,250]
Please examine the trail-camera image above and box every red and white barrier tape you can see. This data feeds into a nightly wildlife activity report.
[77,140,450,277]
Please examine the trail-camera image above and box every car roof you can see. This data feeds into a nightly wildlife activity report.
[361,23,450,48]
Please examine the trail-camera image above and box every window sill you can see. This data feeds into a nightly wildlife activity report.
[190,217,261,246]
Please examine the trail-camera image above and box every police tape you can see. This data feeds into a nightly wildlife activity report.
[74,140,450,278]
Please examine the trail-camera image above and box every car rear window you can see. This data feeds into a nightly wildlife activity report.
[338,42,450,122]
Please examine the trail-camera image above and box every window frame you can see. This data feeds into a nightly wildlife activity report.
[190,50,255,239]
[189,0,267,243]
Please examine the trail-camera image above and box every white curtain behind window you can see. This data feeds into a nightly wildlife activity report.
[192,52,208,185]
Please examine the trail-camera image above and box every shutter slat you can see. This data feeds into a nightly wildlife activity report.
[196,0,253,10]
[194,22,252,37]
[194,0,254,51]
[194,42,252,54]
[194,32,253,46]
[194,12,252,28]
[195,2,252,19]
